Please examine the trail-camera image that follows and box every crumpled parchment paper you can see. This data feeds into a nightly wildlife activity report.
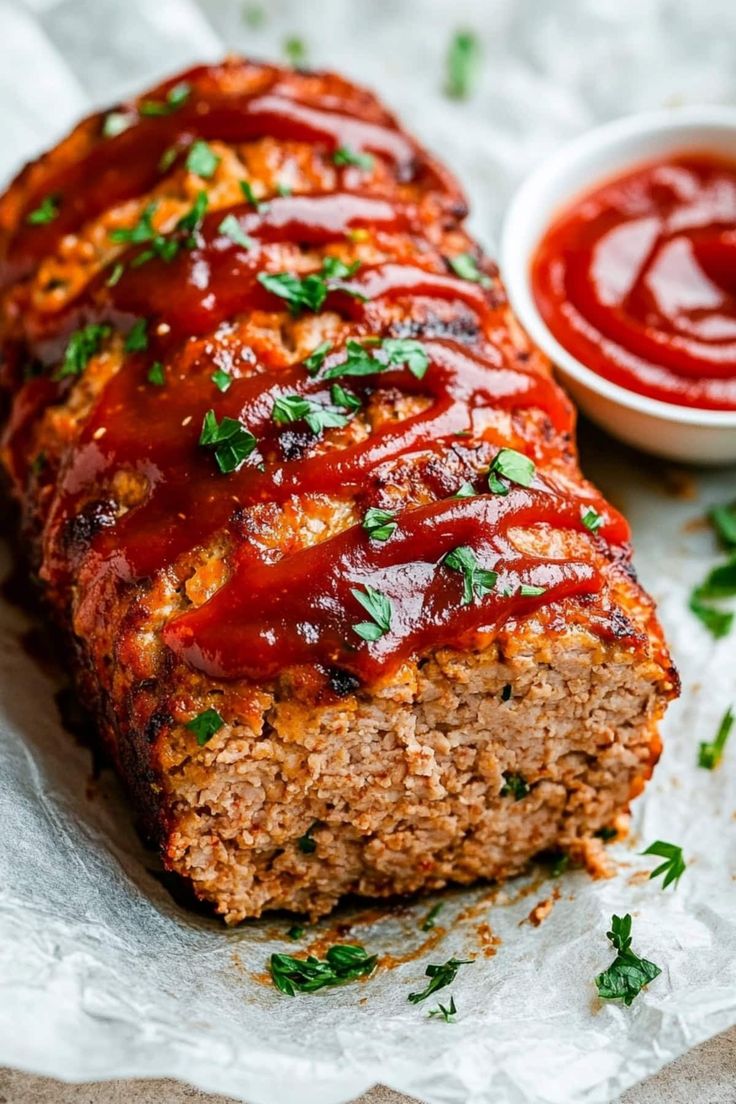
[0,2,734,1102]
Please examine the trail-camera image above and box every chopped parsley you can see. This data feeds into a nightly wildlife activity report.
[453,481,477,499]
[139,81,191,116]
[518,583,546,597]
[421,902,444,931]
[595,914,661,1006]
[297,821,319,854]
[304,341,332,375]
[581,505,604,533]
[488,448,535,494]
[352,585,393,641]
[443,545,497,605]
[106,261,125,287]
[110,193,208,266]
[199,409,257,473]
[272,393,351,435]
[330,382,361,412]
[276,181,293,197]
[699,705,733,770]
[641,840,686,889]
[596,826,618,842]
[550,852,570,878]
[445,30,481,100]
[287,924,305,940]
[258,258,363,315]
[185,707,224,746]
[26,194,59,226]
[321,337,428,381]
[283,35,307,68]
[381,338,430,379]
[55,324,111,380]
[158,145,179,173]
[243,3,266,27]
[147,361,165,386]
[428,995,457,1022]
[124,318,148,353]
[689,500,736,637]
[333,146,375,171]
[710,500,736,547]
[408,958,472,1004]
[500,771,529,800]
[218,213,255,250]
[186,139,220,179]
[210,368,232,393]
[239,179,266,211]
[270,944,377,995]
[102,111,134,138]
[449,251,491,287]
[362,507,397,542]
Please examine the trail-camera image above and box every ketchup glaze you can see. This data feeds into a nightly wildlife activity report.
[532,153,736,410]
[1,61,633,689]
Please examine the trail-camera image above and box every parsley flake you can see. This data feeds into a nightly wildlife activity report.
[330,382,361,412]
[147,361,165,386]
[362,507,397,542]
[124,318,148,353]
[488,448,535,494]
[102,111,134,138]
[453,481,477,499]
[445,30,481,100]
[106,261,125,287]
[428,995,457,1022]
[56,324,111,380]
[381,338,430,379]
[518,583,546,597]
[276,181,292,197]
[199,409,257,473]
[258,258,363,315]
[581,505,605,533]
[709,500,736,548]
[500,771,529,800]
[449,251,491,287]
[421,903,444,932]
[595,914,661,1006]
[304,341,332,375]
[270,944,377,996]
[287,924,305,940]
[26,194,59,226]
[218,213,254,250]
[408,958,472,1004]
[186,139,220,179]
[641,840,686,889]
[211,368,232,393]
[297,821,319,854]
[699,705,734,770]
[333,146,375,171]
[443,545,497,605]
[352,585,393,641]
[283,35,307,68]
[239,180,266,211]
[158,145,179,173]
[272,393,351,435]
[185,707,224,746]
[139,81,191,117]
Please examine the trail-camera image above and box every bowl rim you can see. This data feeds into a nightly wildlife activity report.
[500,104,736,429]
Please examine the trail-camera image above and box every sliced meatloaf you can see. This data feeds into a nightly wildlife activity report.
[0,59,677,923]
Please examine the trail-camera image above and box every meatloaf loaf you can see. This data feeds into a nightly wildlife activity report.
[0,59,677,923]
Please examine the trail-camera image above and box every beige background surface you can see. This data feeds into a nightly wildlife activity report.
[1,1027,735,1104]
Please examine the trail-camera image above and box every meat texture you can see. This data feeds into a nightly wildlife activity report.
[0,59,677,922]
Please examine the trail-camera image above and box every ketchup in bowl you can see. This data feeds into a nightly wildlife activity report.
[531,153,736,411]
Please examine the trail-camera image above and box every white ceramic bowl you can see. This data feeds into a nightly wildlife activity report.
[500,107,736,466]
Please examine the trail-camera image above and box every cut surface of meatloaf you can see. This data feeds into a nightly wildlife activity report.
[0,59,677,923]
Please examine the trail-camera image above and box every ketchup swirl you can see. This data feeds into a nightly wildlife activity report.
[1,62,632,688]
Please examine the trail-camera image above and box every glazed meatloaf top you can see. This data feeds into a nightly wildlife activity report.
[0,59,675,797]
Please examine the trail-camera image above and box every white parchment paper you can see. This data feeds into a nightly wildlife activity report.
[0,2,735,1101]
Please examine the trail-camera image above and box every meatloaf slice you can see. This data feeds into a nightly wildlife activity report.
[0,59,677,922]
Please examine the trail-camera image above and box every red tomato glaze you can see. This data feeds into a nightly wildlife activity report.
[532,153,736,410]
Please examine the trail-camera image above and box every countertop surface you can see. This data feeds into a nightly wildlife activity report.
[1,1027,735,1104]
